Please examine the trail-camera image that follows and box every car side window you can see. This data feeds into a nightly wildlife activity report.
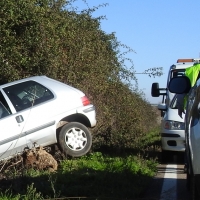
[0,91,11,119]
[3,81,54,112]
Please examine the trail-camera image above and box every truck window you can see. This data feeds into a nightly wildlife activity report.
[167,69,185,88]
[170,69,185,79]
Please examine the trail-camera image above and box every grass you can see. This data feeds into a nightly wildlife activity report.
[0,125,161,200]
[0,151,159,200]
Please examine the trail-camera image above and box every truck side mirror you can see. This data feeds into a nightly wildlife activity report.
[151,83,160,97]
[151,83,167,97]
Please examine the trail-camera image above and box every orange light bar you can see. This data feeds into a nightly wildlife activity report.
[177,59,194,63]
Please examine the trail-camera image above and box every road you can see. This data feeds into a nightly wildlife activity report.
[142,154,190,200]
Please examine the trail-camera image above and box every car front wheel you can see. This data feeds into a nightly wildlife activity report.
[190,173,197,200]
[58,122,92,157]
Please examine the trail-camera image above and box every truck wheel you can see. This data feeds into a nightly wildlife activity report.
[58,122,92,157]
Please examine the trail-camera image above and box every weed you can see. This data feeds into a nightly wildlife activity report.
[0,152,158,199]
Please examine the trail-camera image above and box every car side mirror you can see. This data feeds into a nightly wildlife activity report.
[168,76,191,94]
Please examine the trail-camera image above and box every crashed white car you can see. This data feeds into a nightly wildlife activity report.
[0,76,96,159]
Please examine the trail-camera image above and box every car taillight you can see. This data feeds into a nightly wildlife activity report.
[81,96,90,106]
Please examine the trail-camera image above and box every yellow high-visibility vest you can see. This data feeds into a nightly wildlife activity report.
[185,63,200,87]
[184,63,200,108]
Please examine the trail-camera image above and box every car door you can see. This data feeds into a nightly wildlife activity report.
[2,80,57,150]
[0,90,27,161]
[188,81,200,173]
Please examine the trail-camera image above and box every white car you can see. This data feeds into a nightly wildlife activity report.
[159,94,185,161]
[169,76,200,199]
[0,76,96,160]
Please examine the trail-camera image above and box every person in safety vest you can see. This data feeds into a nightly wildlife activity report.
[177,63,200,118]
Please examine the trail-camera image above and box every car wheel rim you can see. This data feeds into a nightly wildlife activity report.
[65,127,87,151]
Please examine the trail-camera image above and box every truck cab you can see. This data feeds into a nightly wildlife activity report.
[151,58,200,161]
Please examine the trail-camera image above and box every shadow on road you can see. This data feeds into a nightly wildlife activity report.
[141,151,190,200]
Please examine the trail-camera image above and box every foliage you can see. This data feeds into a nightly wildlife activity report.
[0,190,20,200]
[137,126,161,149]
[0,0,162,152]
[136,67,163,77]
[0,152,158,199]
[0,0,163,199]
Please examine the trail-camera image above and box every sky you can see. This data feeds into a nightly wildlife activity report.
[73,0,200,104]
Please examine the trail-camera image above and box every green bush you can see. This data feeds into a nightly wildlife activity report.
[0,0,161,152]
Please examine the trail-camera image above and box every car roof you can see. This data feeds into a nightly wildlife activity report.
[0,75,84,96]
[0,76,45,87]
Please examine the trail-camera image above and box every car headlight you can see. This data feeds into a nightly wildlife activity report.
[163,120,185,130]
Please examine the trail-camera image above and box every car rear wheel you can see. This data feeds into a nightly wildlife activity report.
[58,122,92,157]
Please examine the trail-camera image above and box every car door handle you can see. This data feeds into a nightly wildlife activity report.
[15,115,24,123]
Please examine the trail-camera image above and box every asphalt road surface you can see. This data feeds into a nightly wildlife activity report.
[142,153,190,200]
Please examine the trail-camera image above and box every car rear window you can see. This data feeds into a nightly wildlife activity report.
[3,81,54,112]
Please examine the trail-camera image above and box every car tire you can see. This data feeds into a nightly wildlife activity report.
[195,175,200,199]
[189,167,200,200]
[190,173,198,200]
[58,122,92,157]
[186,167,190,190]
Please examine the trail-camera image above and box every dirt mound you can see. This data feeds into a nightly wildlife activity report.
[23,146,58,171]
